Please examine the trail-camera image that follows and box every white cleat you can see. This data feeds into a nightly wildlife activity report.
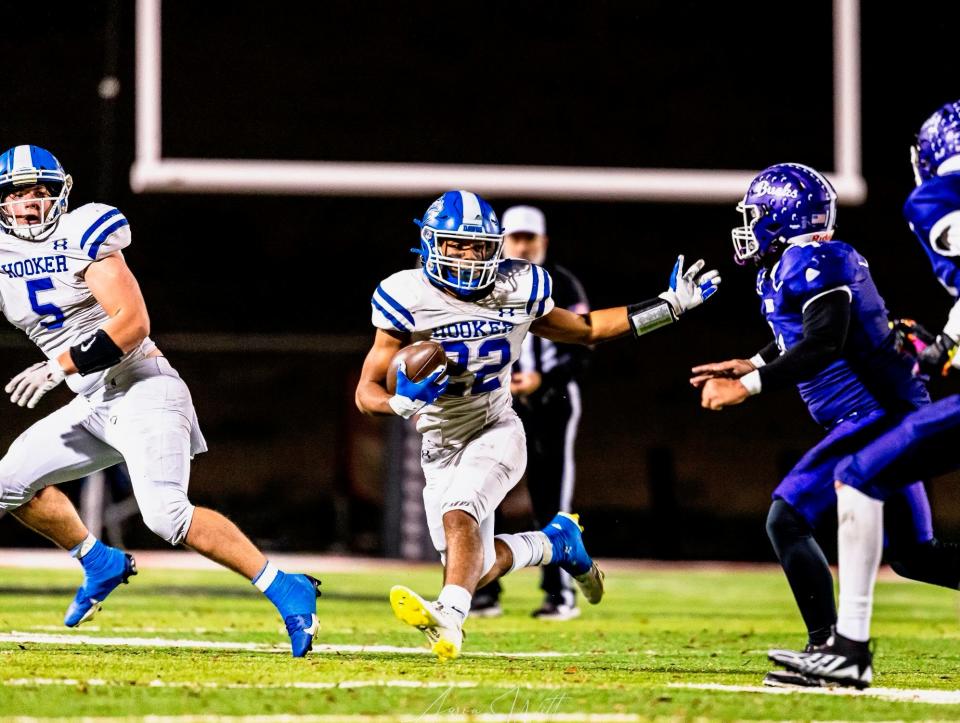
[390,585,463,661]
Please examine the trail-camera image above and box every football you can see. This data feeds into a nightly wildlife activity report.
[386,340,447,394]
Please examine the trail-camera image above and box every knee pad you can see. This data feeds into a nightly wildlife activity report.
[766,499,812,549]
[140,488,195,546]
[0,461,30,513]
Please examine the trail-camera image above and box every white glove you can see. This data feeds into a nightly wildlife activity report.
[5,359,66,409]
[658,254,721,317]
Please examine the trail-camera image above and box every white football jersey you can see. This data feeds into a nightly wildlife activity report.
[0,203,156,396]
[371,260,555,445]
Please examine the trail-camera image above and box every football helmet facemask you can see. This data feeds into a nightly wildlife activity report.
[415,190,503,296]
[0,145,72,241]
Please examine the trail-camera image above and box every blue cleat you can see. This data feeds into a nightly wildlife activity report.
[64,542,137,627]
[264,572,322,657]
[542,512,605,604]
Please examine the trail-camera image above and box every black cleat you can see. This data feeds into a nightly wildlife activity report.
[768,630,873,689]
[763,669,834,688]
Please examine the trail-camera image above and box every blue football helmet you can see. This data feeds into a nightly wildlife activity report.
[732,163,837,264]
[414,190,503,296]
[0,145,73,240]
[912,100,960,186]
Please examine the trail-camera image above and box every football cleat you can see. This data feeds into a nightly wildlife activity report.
[542,512,605,604]
[390,585,463,661]
[763,669,834,688]
[64,543,137,627]
[531,597,581,621]
[272,574,322,658]
[768,630,873,689]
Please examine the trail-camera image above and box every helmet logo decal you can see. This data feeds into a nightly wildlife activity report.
[752,179,798,198]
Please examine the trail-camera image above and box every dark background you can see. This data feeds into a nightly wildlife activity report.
[1,1,959,559]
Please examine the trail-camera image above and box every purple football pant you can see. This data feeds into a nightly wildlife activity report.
[775,408,933,543]
[836,394,960,506]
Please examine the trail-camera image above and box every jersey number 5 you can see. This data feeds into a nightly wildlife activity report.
[27,277,66,330]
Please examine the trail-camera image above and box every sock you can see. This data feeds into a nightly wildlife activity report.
[496,531,551,574]
[835,484,884,643]
[765,499,836,646]
[252,561,280,592]
[437,584,471,621]
[70,533,97,560]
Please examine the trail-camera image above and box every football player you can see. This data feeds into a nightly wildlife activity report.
[690,163,960,688]
[903,99,960,376]
[0,146,320,657]
[355,189,720,659]
[769,101,960,688]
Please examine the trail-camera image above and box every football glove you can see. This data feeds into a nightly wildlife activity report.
[388,361,448,419]
[917,332,958,378]
[5,359,66,409]
[658,255,721,317]
[890,318,936,358]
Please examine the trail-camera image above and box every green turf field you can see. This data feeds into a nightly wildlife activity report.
[2,562,960,721]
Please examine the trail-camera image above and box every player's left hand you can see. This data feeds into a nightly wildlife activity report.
[689,359,755,388]
[700,377,749,410]
[5,360,66,409]
[510,371,542,396]
[659,255,721,317]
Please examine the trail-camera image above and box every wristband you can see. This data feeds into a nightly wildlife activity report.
[69,329,124,376]
[626,299,676,338]
[740,369,762,395]
[388,395,426,419]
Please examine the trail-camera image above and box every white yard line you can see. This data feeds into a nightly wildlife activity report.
[2,678,577,691]
[670,681,960,705]
[4,718,636,723]
[0,631,568,658]
[0,548,915,580]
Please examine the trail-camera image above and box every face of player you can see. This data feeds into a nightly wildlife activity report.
[438,235,499,262]
[0,184,55,229]
[503,231,547,265]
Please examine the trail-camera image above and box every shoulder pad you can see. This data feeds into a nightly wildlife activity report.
[371,270,420,332]
[519,261,555,318]
[779,241,861,300]
[67,203,130,261]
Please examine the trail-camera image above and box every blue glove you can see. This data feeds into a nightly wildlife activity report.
[658,254,721,316]
[389,362,448,418]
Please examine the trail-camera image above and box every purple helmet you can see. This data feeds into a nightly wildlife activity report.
[912,100,960,186]
[731,163,837,264]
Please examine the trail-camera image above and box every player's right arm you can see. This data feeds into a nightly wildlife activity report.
[355,329,408,416]
[532,255,720,344]
[695,244,857,410]
[689,342,779,386]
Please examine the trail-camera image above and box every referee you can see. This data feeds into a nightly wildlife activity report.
[472,205,591,620]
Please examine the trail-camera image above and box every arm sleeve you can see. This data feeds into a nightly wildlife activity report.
[753,341,781,366]
[757,288,851,392]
